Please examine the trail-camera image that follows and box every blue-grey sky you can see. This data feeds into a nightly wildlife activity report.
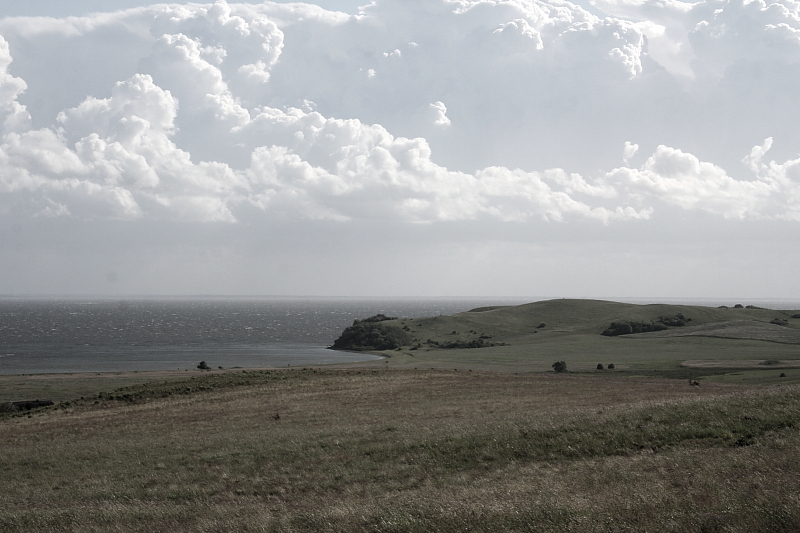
[1,0,799,298]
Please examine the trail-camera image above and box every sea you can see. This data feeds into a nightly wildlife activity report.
[2,296,798,375]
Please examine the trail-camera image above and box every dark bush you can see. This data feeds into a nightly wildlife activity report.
[602,314,689,336]
[331,321,411,351]
[438,339,488,349]
[197,361,210,370]
[770,318,789,326]
[734,304,744,309]
[780,373,787,378]
[552,361,567,373]
[597,363,604,370]
[793,314,800,319]
[659,313,687,327]
[537,322,547,328]
[11,400,53,411]
[608,363,615,369]
[352,314,397,325]
[602,321,667,336]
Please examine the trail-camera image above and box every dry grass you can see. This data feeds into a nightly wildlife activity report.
[1,369,799,532]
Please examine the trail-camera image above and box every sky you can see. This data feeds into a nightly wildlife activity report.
[0,0,799,298]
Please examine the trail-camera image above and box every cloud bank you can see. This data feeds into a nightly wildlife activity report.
[1,0,800,296]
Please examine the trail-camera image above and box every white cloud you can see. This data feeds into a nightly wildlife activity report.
[623,141,639,164]
[0,35,30,134]
[1,1,800,227]
[428,101,451,127]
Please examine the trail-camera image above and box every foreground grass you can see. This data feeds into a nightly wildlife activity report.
[2,369,799,532]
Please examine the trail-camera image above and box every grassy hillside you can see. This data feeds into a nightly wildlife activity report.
[2,368,800,532]
[333,299,800,383]
[3,299,800,531]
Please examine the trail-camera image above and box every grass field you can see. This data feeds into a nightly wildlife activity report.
[2,368,800,532]
[2,299,800,531]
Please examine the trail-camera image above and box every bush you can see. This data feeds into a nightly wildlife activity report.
[608,363,615,370]
[197,361,210,370]
[793,314,800,319]
[597,364,604,370]
[552,361,567,373]
[331,321,411,351]
[602,321,667,336]
[601,314,689,336]
[537,322,547,328]
[352,314,397,325]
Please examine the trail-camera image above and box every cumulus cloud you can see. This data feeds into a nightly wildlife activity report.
[623,141,639,165]
[0,0,799,228]
[428,101,451,127]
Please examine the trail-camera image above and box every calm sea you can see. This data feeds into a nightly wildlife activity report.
[2,297,798,375]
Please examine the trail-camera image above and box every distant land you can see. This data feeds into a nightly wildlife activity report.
[331,299,800,384]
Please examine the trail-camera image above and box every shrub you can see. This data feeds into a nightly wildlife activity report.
[331,321,411,351]
[608,363,615,369]
[734,304,744,309]
[197,361,210,370]
[537,322,547,328]
[352,314,397,325]
[602,321,667,336]
[552,361,567,373]
[597,364,604,370]
[780,373,787,378]
[771,318,789,326]
[793,314,800,319]
[659,313,687,327]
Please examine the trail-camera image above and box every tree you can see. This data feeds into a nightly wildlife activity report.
[552,361,567,373]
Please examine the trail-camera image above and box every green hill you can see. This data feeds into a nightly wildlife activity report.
[332,299,800,382]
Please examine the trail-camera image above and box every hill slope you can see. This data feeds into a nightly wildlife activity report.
[334,299,800,350]
[331,299,800,379]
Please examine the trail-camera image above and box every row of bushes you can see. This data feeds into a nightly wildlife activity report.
[602,313,690,336]
[552,362,616,372]
[423,338,494,349]
[602,321,668,336]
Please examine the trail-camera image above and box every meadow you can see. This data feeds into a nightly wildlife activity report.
[2,299,800,532]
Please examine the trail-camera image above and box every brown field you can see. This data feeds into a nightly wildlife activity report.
[2,368,800,532]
